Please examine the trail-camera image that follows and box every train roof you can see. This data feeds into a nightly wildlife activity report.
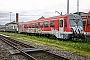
[19,17,58,25]
[19,14,78,25]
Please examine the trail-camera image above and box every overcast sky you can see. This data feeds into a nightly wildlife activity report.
[0,0,90,25]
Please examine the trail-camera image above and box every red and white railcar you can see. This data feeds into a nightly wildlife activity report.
[18,14,84,39]
[84,11,90,40]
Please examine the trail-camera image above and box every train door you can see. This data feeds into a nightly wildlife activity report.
[59,18,64,33]
[59,18,64,38]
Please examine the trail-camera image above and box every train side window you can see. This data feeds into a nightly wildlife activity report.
[88,16,90,26]
[31,23,35,28]
[60,20,63,27]
[36,23,38,28]
[40,22,43,28]
[44,21,48,28]
[24,24,27,28]
[50,21,55,27]
[64,19,67,27]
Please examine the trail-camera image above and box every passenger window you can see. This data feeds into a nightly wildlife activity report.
[44,21,48,28]
[60,20,63,27]
[40,22,43,28]
[24,24,27,28]
[32,23,35,28]
[36,23,38,28]
[50,21,55,27]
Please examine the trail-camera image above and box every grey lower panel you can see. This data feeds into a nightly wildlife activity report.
[85,35,90,41]
[63,34,72,39]
[6,29,17,32]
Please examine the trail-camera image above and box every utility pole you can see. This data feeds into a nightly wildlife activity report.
[77,0,79,12]
[16,13,18,22]
[10,12,12,22]
[67,0,69,14]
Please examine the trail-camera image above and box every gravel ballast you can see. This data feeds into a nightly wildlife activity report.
[0,36,90,60]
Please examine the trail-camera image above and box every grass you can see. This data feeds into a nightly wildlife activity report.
[0,32,90,59]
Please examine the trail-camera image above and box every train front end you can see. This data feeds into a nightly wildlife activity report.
[68,14,84,39]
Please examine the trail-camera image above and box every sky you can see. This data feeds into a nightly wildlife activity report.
[0,0,90,25]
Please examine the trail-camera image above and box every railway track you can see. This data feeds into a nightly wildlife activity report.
[0,35,69,60]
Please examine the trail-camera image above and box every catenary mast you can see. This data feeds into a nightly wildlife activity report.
[77,0,79,12]
[67,0,69,14]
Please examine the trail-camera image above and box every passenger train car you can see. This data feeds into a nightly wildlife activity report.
[0,25,6,32]
[84,11,90,41]
[18,14,84,39]
[74,11,90,41]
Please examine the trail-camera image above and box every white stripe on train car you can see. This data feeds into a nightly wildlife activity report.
[84,32,90,35]
[42,31,73,34]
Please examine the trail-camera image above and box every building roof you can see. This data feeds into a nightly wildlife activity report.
[5,21,18,26]
[73,12,87,15]
[38,16,45,20]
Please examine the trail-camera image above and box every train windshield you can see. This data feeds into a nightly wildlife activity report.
[68,14,83,27]
[69,19,83,27]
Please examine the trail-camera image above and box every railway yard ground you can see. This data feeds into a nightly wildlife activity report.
[0,32,90,60]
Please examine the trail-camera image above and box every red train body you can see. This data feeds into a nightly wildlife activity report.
[84,11,90,40]
[84,11,90,32]
[18,14,84,39]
